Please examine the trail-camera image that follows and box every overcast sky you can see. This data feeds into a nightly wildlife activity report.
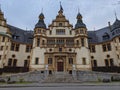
[0,0,120,31]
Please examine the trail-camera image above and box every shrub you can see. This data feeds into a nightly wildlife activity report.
[102,79,110,83]
[111,76,120,82]
[0,79,6,83]
[19,78,24,83]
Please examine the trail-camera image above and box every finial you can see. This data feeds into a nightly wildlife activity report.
[41,8,43,13]
[60,1,63,11]
[78,7,80,13]
[114,10,118,20]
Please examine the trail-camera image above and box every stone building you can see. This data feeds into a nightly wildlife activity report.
[0,5,120,74]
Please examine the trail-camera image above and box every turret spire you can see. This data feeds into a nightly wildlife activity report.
[75,11,86,29]
[58,1,63,14]
[35,10,46,29]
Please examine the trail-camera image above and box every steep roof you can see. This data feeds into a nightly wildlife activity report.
[8,25,33,44]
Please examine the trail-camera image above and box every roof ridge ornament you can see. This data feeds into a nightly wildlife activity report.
[41,8,43,13]
[114,10,118,20]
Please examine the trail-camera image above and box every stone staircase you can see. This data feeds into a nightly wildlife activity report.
[42,72,80,83]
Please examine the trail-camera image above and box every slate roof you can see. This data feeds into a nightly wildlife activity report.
[112,19,120,30]
[75,13,86,29]
[7,18,120,44]
[7,25,33,44]
[35,13,46,29]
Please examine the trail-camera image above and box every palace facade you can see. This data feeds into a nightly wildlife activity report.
[0,5,120,74]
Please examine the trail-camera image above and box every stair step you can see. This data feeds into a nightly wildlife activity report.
[42,72,80,83]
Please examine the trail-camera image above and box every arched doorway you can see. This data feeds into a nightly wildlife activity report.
[57,60,64,72]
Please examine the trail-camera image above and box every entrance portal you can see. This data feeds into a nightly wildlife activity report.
[57,62,64,72]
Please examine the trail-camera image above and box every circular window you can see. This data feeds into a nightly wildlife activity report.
[27,56,30,59]
[91,56,94,59]
[12,54,15,58]
[107,55,110,58]
[49,49,52,52]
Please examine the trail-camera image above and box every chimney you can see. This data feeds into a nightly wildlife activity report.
[108,22,112,31]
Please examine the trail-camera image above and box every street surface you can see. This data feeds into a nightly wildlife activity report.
[0,86,120,90]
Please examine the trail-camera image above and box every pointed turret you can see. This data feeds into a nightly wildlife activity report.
[35,12,46,29]
[75,12,86,29]
[0,5,7,26]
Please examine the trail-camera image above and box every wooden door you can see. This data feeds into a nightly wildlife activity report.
[57,62,64,72]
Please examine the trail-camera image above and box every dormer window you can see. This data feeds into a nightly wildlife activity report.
[102,33,110,40]
[112,32,115,36]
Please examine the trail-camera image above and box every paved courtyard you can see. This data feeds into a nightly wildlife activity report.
[0,86,120,90]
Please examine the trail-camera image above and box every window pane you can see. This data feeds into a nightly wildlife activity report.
[69,58,73,64]
[110,59,114,66]
[82,58,86,65]
[8,59,12,66]
[13,59,17,67]
[35,58,39,65]
[105,59,109,67]
[48,58,52,64]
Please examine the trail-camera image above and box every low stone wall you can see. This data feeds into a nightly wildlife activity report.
[0,71,45,83]
[76,71,120,82]
[0,71,120,83]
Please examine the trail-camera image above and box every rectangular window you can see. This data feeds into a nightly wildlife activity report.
[13,59,17,67]
[107,43,111,51]
[110,59,114,66]
[80,30,84,34]
[82,58,86,65]
[81,38,85,46]
[15,44,20,51]
[8,59,12,66]
[24,60,28,67]
[11,43,15,51]
[76,40,79,45]
[37,38,40,46]
[102,44,107,52]
[70,31,72,35]
[26,45,32,52]
[48,58,52,64]
[56,29,65,35]
[90,45,96,53]
[119,37,120,42]
[0,55,1,60]
[2,37,5,42]
[117,55,119,59]
[35,58,39,65]
[59,48,62,52]
[69,58,73,64]
[0,46,3,50]
[50,31,52,35]
[105,59,109,67]
[93,60,97,67]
